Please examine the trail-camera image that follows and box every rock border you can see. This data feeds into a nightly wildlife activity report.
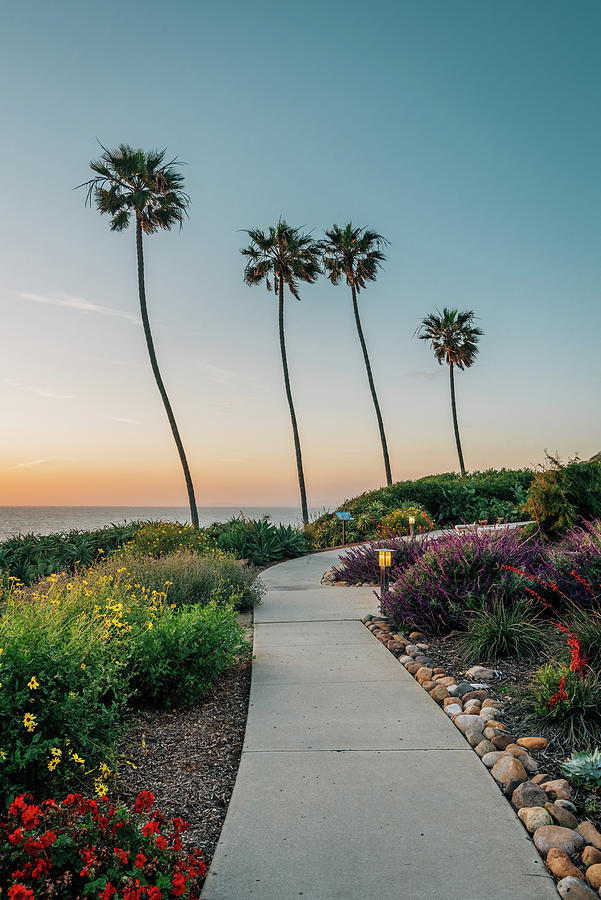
[362,613,601,900]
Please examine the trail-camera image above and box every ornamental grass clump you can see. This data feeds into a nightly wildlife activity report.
[0,790,206,899]
[530,663,601,746]
[381,527,548,634]
[93,550,264,610]
[460,598,546,663]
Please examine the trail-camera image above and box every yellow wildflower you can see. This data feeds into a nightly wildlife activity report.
[27,676,39,690]
[23,713,38,732]
[0,749,6,761]
[80,663,86,670]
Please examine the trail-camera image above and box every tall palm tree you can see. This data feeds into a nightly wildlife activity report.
[241,221,321,526]
[417,308,483,476]
[321,223,393,486]
[79,143,199,527]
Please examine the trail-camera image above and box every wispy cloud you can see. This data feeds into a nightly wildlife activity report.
[21,292,140,325]
[14,456,59,470]
[5,378,74,400]
[197,362,236,385]
[106,415,140,425]
[409,369,445,380]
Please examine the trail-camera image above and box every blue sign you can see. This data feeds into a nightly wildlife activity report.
[335,511,353,521]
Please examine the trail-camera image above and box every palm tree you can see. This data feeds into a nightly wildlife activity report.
[321,224,393,486]
[79,143,199,527]
[241,221,321,526]
[417,308,483,477]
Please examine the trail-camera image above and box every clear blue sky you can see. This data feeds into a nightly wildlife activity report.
[1,0,600,508]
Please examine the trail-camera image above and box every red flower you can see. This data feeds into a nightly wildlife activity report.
[113,848,128,865]
[134,851,147,869]
[8,828,23,845]
[547,675,569,710]
[133,791,154,813]
[123,885,143,900]
[142,820,159,836]
[155,834,167,850]
[9,796,28,817]
[8,887,35,900]
[145,888,163,900]
[99,883,117,900]
[171,874,187,898]
[21,805,42,829]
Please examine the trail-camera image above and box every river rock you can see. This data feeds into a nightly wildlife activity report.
[482,698,503,709]
[578,821,601,851]
[491,756,528,794]
[405,644,419,654]
[449,682,475,698]
[545,802,579,829]
[435,676,456,687]
[556,876,599,900]
[408,631,424,639]
[531,773,552,785]
[492,733,517,750]
[583,846,601,866]
[429,684,450,702]
[556,799,577,813]
[406,662,422,675]
[432,667,446,675]
[518,805,552,833]
[585,864,601,891]
[399,655,413,665]
[484,726,504,740]
[481,709,502,722]
[533,825,585,857]
[546,848,585,881]
[453,714,488,734]
[475,740,496,757]
[445,704,463,717]
[482,751,511,768]
[421,680,437,692]
[544,779,573,802]
[461,689,489,703]
[465,728,486,747]
[516,736,548,751]
[511,780,548,810]
[444,696,461,708]
[465,665,496,680]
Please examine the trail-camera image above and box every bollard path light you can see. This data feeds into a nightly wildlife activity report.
[376,548,394,594]
[408,515,416,541]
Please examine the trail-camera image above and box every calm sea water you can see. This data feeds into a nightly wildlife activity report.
[0,507,323,541]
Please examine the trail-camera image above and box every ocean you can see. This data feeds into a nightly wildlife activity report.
[0,506,324,541]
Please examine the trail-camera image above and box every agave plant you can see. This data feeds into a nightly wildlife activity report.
[561,748,601,789]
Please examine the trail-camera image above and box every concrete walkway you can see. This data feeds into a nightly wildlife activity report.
[201,550,557,900]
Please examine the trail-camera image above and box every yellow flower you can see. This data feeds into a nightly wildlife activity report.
[51,747,62,758]
[80,663,86,670]
[27,676,40,690]
[70,752,85,766]
[47,758,60,772]
[94,779,108,797]
[23,713,38,732]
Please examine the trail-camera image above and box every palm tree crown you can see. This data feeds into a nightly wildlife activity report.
[418,308,482,369]
[79,143,189,234]
[242,220,321,296]
[321,223,388,290]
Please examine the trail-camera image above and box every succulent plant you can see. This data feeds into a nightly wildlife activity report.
[561,748,601,789]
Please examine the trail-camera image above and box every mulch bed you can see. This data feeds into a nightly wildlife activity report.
[113,654,251,870]
[421,629,601,828]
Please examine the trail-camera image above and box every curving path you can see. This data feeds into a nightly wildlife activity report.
[201,549,557,900]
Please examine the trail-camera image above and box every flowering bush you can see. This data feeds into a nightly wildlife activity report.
[125,523,216,559]
[0,790,205,899]
[530,663,601,744]
[334,536,427,585]
[380,527,549,634]
[0,570,246,801]
[551,520,601,608]
[376,505,435,538]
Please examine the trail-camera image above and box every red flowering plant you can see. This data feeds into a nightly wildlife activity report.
[499,565,601,744]
[0,790,206,899]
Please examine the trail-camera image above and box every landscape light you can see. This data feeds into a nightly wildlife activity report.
[376,548,394,594]
[408,515,416,541]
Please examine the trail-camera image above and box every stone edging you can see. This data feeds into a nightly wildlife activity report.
[363,613,601,900]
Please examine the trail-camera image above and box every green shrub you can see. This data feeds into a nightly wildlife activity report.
[93,549,264,610]
[561,748,601,789]
[565,606,601,674]
[127,600,246,707]
[460,599,546,663]
[530,663,601,745]
[524,455,601,536]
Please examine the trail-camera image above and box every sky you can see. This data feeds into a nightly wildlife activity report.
[1,0,600,510]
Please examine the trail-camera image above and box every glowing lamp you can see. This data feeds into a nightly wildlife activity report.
[378,549,392,568]
[408,516,416,525]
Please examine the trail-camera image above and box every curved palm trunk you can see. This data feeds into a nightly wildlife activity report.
[351,283,393,486]
[449,361,466,476]
[278,280,309,526]
[135,217,199,528]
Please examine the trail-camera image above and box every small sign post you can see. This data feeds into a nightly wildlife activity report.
[334,510,353,545]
